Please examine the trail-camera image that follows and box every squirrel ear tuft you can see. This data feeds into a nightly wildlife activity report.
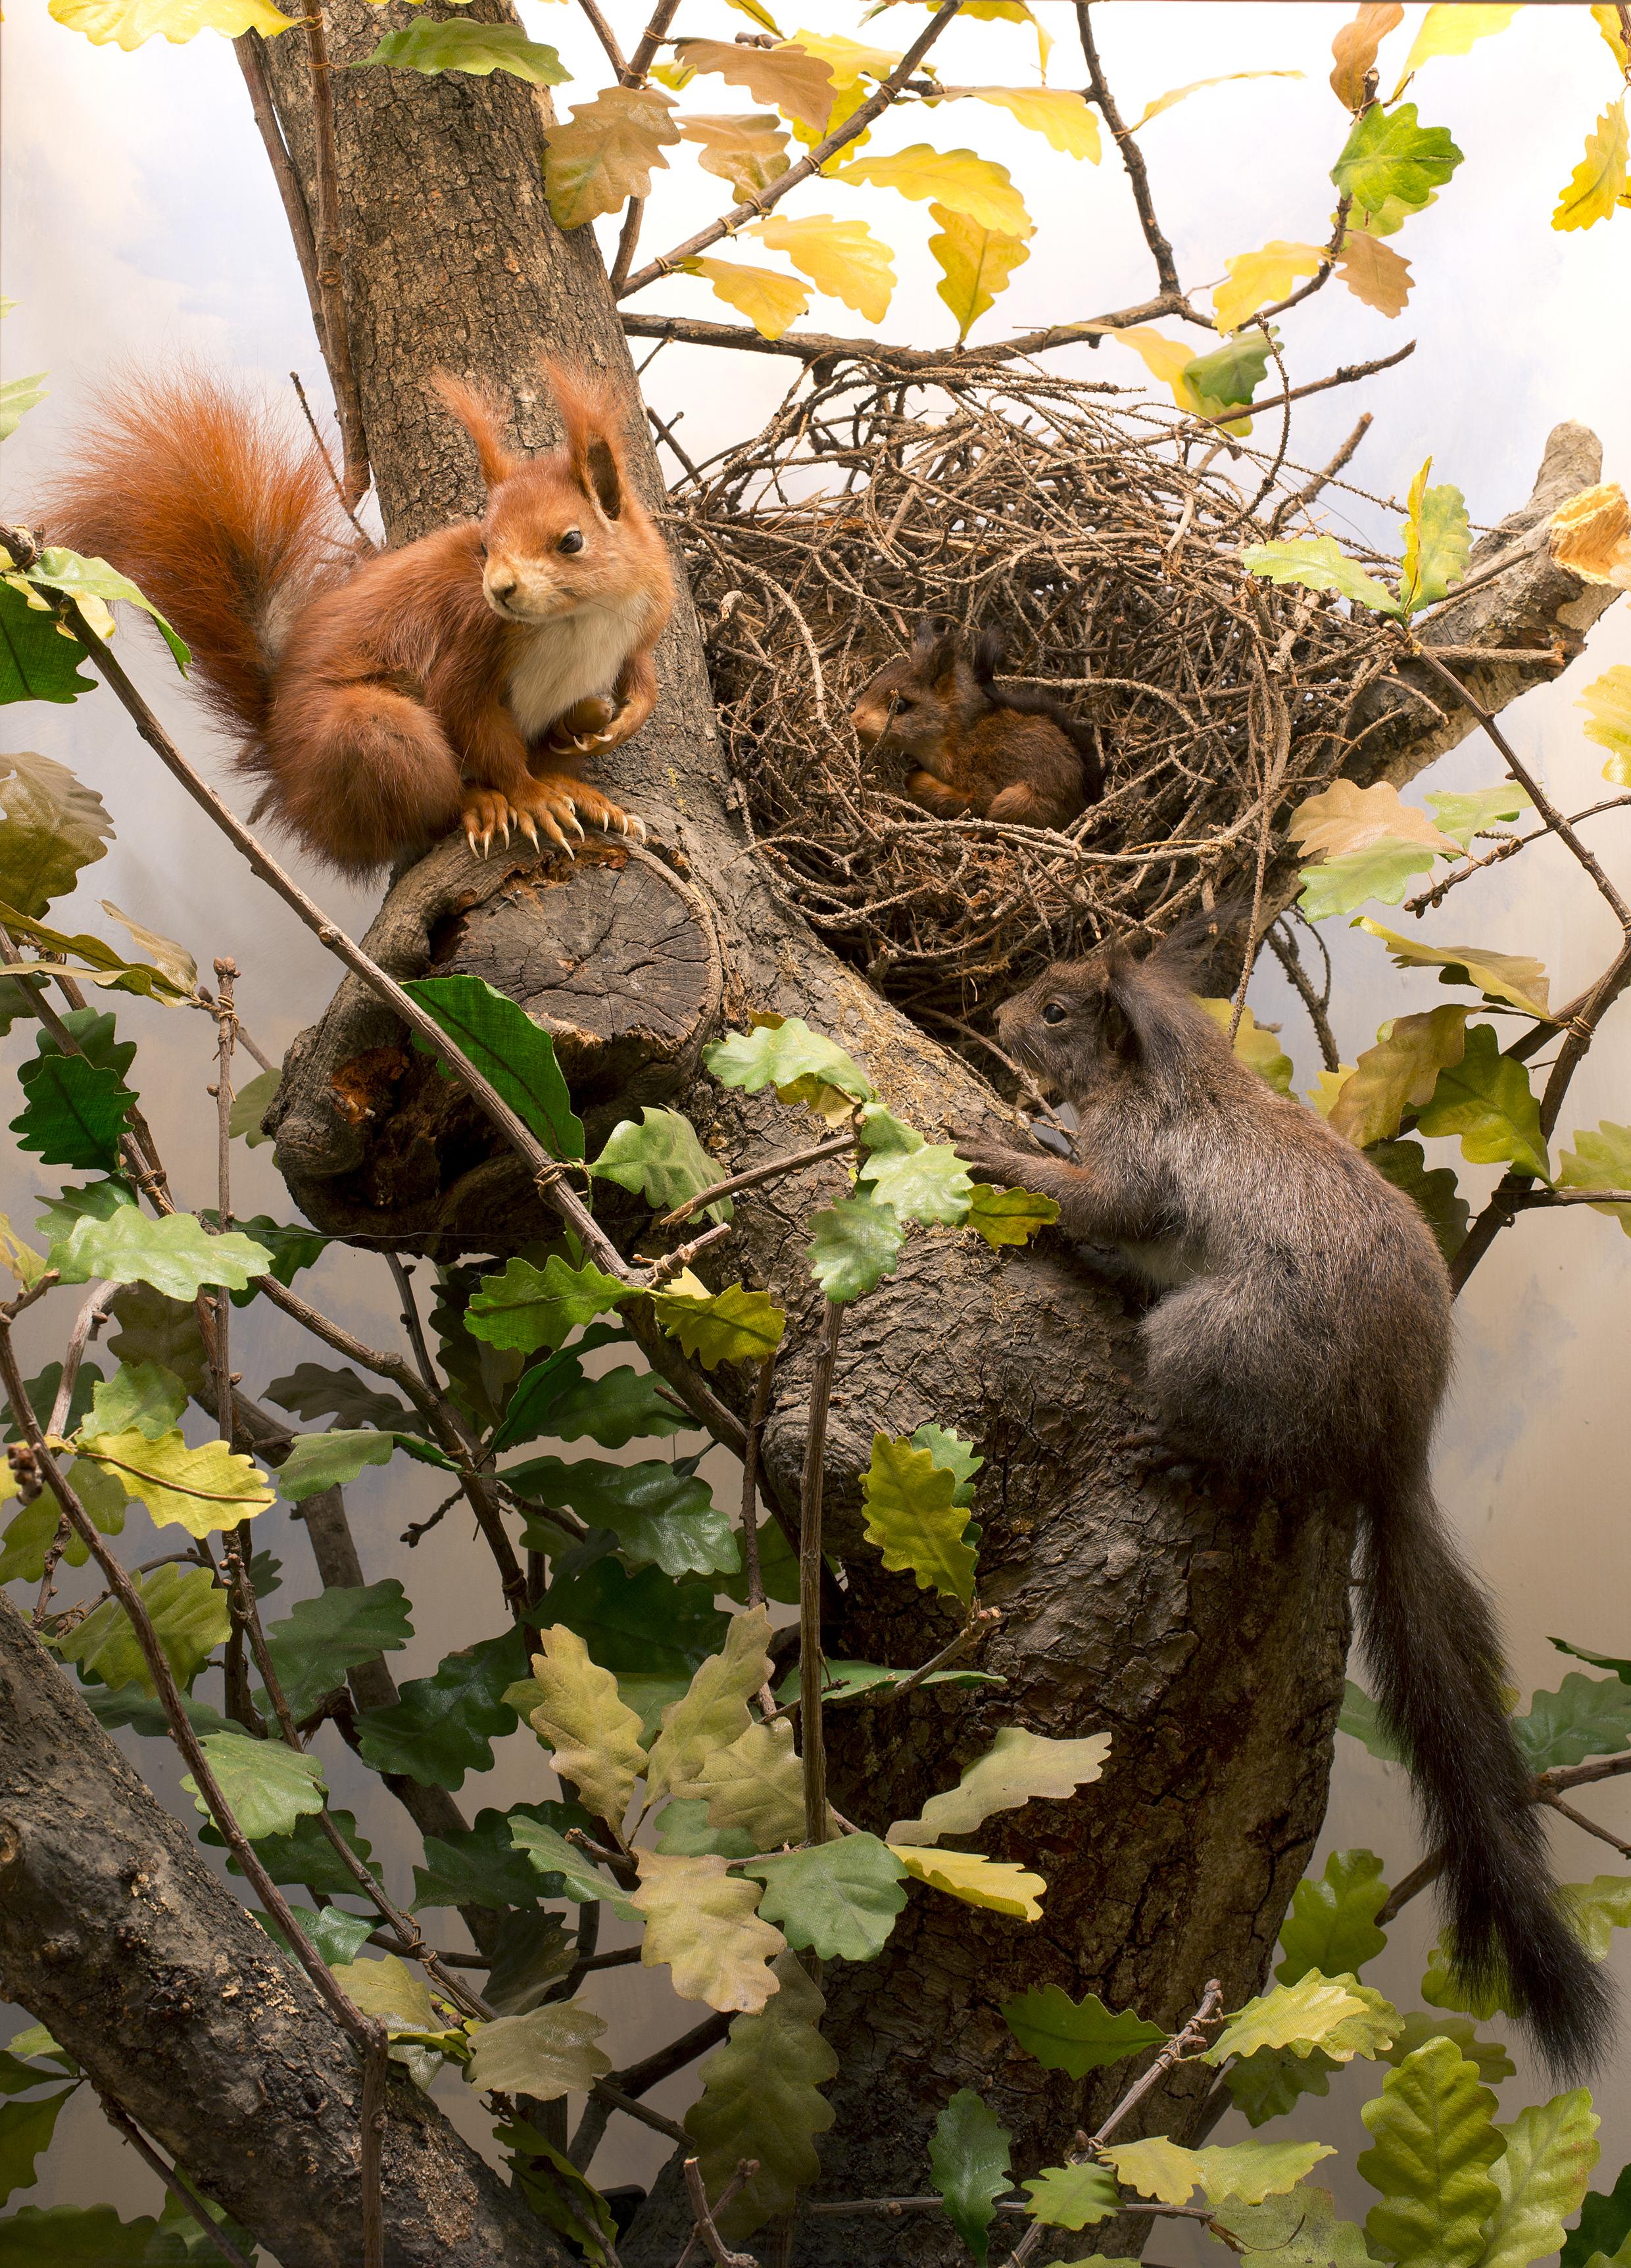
[429,372,517,491]
[543,359,628,519]
[973,627,1005,683]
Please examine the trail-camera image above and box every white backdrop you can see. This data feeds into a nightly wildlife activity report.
[4,0,1630,2243]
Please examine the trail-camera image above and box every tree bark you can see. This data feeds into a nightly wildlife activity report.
[97,7,1622,2260]
[0,1591,564,2267]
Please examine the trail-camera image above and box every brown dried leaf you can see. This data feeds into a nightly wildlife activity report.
[544,85,681,229]
[1330,2,1405,110]
[1289,779,1458,861]
[671,37,835,133]
[1328,1005,1468,1148]
[678,110,791,203]
[1336,229,1413,316]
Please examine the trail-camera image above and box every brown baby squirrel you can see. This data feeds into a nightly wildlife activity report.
[957,929,1610,2078]
[41,362,673,875]
[850,621,1103,831]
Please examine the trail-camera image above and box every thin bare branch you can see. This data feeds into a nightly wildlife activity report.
[800,1298,844,1846]
[1077,3,1181,299]
[658,1133,858,1228]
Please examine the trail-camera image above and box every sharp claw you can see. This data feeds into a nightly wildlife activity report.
[498,820,512,850]
[478,828,493,857]
[518,814,539,848]
[466,830,480,855]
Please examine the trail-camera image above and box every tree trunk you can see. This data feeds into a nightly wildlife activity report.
[87,9,1619,2259]
[0,1591,564,2267]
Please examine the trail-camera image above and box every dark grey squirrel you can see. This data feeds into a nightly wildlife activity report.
[957,925,1611,2077]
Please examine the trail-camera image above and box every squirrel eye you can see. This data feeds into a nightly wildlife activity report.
[558,529,585,556]
[1042,1002,1068,1026]
[476,541,487,560]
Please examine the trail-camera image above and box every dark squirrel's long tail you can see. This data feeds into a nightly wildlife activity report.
[1361,1468,1612,2077]
[35,369,343,742]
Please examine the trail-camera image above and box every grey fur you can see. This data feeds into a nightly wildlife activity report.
[960,935,1611,2076]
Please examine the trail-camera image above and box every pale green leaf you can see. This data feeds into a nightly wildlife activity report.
[354,18,567,80]
[645,1604,775,1801]
[1213,2186,1382,2267]
[1399,458,1471,614]
[1242,537,1401,617]
[524,1625,647,1828]
[0,751,113,919]
[807,1192,904,1302]
[689,1716,807,1845]
[965,1182,1059,1247]
[1579,667,1631,787]
[1332,101,1463,214]
[1278,1848,1390,1984]
[1560,1122,1631,1233]
[856,1136,971,1226]
[591,1107,730,1221]
[1208,1972,1392,2065]
[54,1560,228,1694]
[464,1255,632,1353]
[1328,1007,1469,1148]
[38,1185,271,1297]
[466,2002,612,2100]
[228,1065,280,1147]
[1476,2090,1599,2268]
[326,1952,446,2039]
[704,1014,873,1103]
[1355,919,1551,1020]
[508,1816,638,1919]
[633,1849,785,2012]
[79,1426,273,1537]
[78,1359,187,1443]
[1423,784,1531,852]
[1103,2135,1336,2207]
[890,1725,1109,1846]
[648,1280,785,1368]
[1022,2161,1121,2231]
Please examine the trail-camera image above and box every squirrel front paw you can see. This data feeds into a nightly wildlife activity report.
[950,1130,1040,1190]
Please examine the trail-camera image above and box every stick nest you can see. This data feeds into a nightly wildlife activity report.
[669,357,1399,1038]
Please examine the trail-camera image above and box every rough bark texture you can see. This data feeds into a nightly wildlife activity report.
[0,1591,563,2267]
[112,9,1622,2261]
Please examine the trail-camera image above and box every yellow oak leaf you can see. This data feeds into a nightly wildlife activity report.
[1553,101,1629,234]
[750,216,895,321]
[928,204,1030,342]
[1213,241,1325,335]
[49,0,293,42]
[678,258,810,341]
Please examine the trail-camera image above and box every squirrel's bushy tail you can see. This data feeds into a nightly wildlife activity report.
[1361,1470,1611,2077]
[37,370,342,740]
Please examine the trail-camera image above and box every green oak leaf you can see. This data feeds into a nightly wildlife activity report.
[649,1279,786,1366]
[259,1579,412,1722]
[685,1951,839,2242]
[1000,1984,1165,2077]
[1332,101,1463,215]
[484,1328,629,1450]
[206,1806,378,1894]
[0,2206,167,2263]
[22,546,187,670]
[747,1833,908,1962]
[590,1106,731,1221]
[228,1063,280,1146]
[465,1254,632,1353]
[965,1181,1060,1247]
[1510,1673,1631,1772]
[53,1562,228,1695]
[1417,1024,1549,1180]
[403,973,583,1158]
[1357,2037,1502,2268]
[1563,2159,1631,2268]
[0,2093,75,2208]
[10,1044,133,1172]
[1399,460,1471,615]
[276,1427,454,1501]
[1559,1122,1631,1234]
[353,1626,529,1790]
[264,1362,415,1434]
[1184,329,1275,422]
[1277,1848,1390,1984]
[704,1013,874,1105]
[1424,784,1532,850]
[1207,1971,1395,2064]
[1299,841,1440,920]
[1242,535,1401,615]
[1476,2088,1600,2268]
[930,2087,1013,2264]
[510,1453,740,1580]
[860,1430,976,1603]
[38,1183,271,1296]
[412,1800,589,1912]
[0,579,97,705]
[508,1814,639,1918]
[1354,919,1552,1019]
[77,1359,186,1443]
[892,1725,1110,1846]
[857,1136,972,1226]
[1367,1138,1470,1263]
[537,1555,727,1677]
[0,751,113,920]
[466,2002,611,2102]
[1213,2186,1380,2266]
[182,1731,326,1839]
[688,1716,807,1845]
[1021,2160,1120,2232]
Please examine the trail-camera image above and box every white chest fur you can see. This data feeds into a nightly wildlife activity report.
[506,600,646,738]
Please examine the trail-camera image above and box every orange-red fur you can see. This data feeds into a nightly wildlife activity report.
[40,362,673,875]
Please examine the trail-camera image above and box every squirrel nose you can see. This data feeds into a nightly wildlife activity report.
[488,571,518,601]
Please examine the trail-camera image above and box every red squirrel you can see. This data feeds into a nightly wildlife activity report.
[41,362,673,874]
[850,621,1103,831]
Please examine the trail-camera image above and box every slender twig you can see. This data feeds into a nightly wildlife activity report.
[623,0,680,84]
[658,1134,858,1228]
[1376,1849,1445,1926]
[575,0,627,77]
[301,0,369,508]
[233,32,324,348]
[739,1353,777,1628]
[620,293,1180,370]
[33,1282,120,1622]
[1267,920,1340,1072]
[1538,1789,1631,1860]
[289,370,374,550]
[856,1604,1002,1706]
[648,404,702,486]
[799,1299,844,1846]
[387,1255,443,1404]
[1541,1752,1631,1793]
[1004,1979,1225,2267]
[1077,3,1182,299]
[96,2090,253,2268]
[683,2157,757,2268]
[611,199,645,295]
[1267,413,1373,537]
[607,2011,733,2100]
[620,2,966,299]
[209,960,238,1445]
[1190,343,1416,429]
[591,2079,689,2146]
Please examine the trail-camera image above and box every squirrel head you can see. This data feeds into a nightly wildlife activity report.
[431,362,648,627]
[850,619,1000,763]
[998,915,1241,1105]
